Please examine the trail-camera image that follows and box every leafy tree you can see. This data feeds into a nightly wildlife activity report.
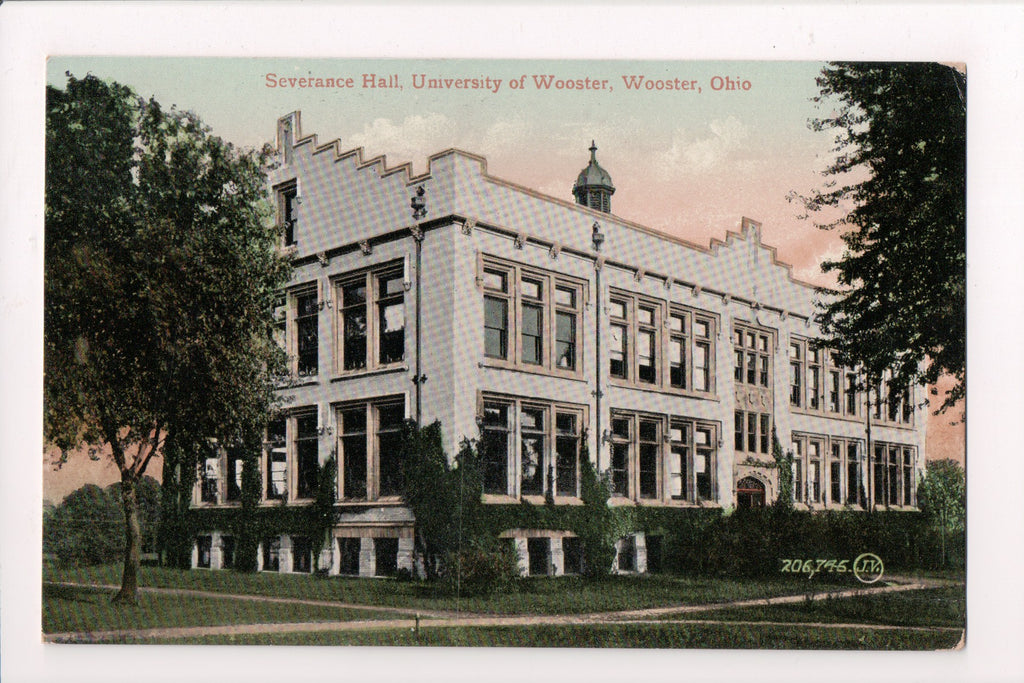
[918,459,965,531]
[798,63,965,412]
[399,421,486,580]
[45,74,290,603]
[44,478,161,567]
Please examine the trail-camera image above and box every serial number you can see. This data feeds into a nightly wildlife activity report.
[780,554,884,583]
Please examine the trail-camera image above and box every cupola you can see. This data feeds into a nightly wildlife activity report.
[572,141,615,213]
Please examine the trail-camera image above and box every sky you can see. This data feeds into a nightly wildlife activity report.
[41,56,965,502]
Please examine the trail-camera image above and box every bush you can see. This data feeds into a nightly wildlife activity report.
[439,543,520,596]
[44,477,161,567]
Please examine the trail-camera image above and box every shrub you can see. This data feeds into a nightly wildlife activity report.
[439,543,520,596]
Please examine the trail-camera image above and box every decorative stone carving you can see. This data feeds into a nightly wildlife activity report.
[461,218,475,235]
[359,240,372,256]
[317,251,329,267]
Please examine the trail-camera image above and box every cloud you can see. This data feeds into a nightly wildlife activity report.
[657,116,750,176]
[347,113,458,167]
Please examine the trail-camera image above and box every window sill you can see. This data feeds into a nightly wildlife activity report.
[332,364,408,382]
[335,498,407,507]
[607,378,718,401]
[478,360,588,383]
[276,376,320,389]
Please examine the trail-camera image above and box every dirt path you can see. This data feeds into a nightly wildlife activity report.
[44,578,958,644]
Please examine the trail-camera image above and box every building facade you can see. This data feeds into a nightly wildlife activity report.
[191,112,925,577]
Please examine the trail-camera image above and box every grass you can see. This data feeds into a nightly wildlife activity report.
[689,586,965,629]
[127,622,962,649]
[45,563,858,616]
[43,583,403,635]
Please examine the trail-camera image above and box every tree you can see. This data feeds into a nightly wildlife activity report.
[43,478,161,567]
[917,459,965,531]
[45,74,290,603]
[799,63,966,413]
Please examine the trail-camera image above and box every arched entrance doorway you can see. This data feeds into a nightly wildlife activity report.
[736,476,766,509]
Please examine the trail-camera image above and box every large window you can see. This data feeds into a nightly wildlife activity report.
[872,442,917,507]
[263,411,321,502]
[668,420,717,502]
[336,264,406,373]
[793,434,866,506]
[275,284,320,381]
[734,410,771,455]
[480,395,583,499]
[791,338,861,419]
[611,410,718,503]
[608,291,716,395]
[481,258,584,374]
[336,398,406,501]
[734,324,772,388]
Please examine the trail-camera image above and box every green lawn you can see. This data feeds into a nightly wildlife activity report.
[126,622,962,649]
[45,564,858,616]
[43,583,403,635]
[689,586,965,629]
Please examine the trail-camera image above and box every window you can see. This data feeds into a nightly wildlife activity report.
[846,373,860,415]
[338,537,361,575]
[481,402,511,495]
[791,339,860,418]
[295,412,319,499]
[555,413,581,497]
[789,343,803,407]
[734,325,771,388]
[222,536,236,569]
[638,418,660,498]
[846,441,865,506]
[201,449,219,504]
[791,434,837,505]
[874,372,915,426]
[527,537,550,576]
[828,370,841,414]
[520,407,546,495]
[262,536,281,572]
[226,449,244,502]
[562,536,583,575]
[374,538,398,577]
[521,278,544,365]
[295,289,319,378]
[609,416,631,497]
[292,536,312,573]
[481,395,584,499]
[555,287,578,370]
[336,264,405,373]
[807,346,822,410]
[483,269,510,360]
[196,535,212,568]
[734,410,771,455]
[867,442,917,507]
[617,536,636,572]
[480,258,583,374]
[336,398,406,501]
[265,418,287,500]
[611,410,717,503]
[275,182,298,247]
[668,420,717,502]
[609,292,716,394]
[637,305,658,384]
[609,298,629,380]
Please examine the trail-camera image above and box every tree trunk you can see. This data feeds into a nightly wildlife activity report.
[112,473,142,605]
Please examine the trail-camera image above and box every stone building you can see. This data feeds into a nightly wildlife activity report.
[191,112,925,577]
